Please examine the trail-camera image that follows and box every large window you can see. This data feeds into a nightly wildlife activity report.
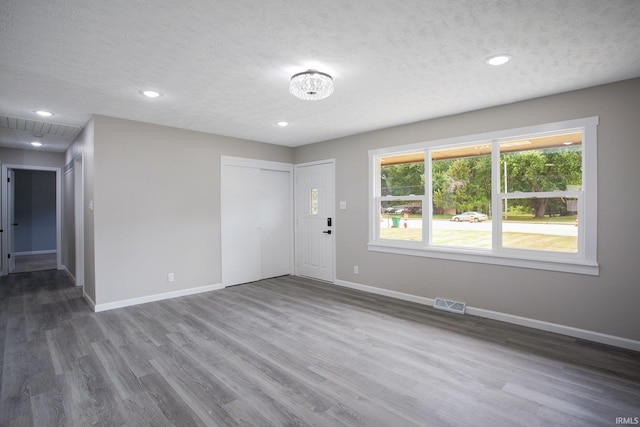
[369,117,598,275]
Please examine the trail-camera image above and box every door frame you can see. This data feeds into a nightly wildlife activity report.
[1,164,62,276]
[74,154,85,288]
[294,159,336,283]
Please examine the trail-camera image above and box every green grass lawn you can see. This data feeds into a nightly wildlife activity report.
[380,228,577,252]
[500,213,578,223]
[388,214,578,223]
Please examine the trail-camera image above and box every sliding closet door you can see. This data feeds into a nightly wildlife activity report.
[221,158,292,287]
[260,169,291,279]
[221,165,262,286]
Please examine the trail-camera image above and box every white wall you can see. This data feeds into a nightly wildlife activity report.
[295,78,640,343]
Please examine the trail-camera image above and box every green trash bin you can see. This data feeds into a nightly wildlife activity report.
[391,216,401,228]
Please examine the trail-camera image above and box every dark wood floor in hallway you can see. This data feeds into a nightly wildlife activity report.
[1,271,639,426]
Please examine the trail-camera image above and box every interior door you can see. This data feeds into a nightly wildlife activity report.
[295,161,334,282]
[7,169,15,273]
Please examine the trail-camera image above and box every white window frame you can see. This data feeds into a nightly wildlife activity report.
[368,117,599,276]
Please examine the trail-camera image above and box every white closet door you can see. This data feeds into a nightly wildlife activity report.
[221,158,292,287]
[260,169,291,279]
[221,165,262,286]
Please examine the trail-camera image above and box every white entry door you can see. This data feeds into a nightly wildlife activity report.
[295,161,334,282]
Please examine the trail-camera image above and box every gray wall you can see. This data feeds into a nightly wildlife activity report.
[13,170,56,253]
[0,147,65,169]
[65,119,96,303]
[59,79,639,344]
[295,78,640,342]
[89,115,294,305]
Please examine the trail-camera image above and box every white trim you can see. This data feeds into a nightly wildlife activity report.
[221,155,293,172]
[93,283,225,312]
[14,250,56,255]
[369,117,598,157]
[581,117,598,263]
[335,278,435,306]
[83,290,96,311]
[367,243,600,276]
[334,279,640,352]
[369,116,599,275]
[74,154,85,290]
[465,306,640,352]
[61,265,77,285]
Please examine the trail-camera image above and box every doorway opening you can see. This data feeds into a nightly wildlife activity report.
[1,165,62,275]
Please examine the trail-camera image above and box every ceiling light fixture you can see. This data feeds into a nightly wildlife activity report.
[30,141,43,147]
[486,54,512,66]
[290,70,334,101]
[142,90,161,98]
[35,110,53,117]
[276,121,289,127]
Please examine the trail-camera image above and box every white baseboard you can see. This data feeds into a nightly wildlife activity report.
[334,279,640,353]
[93,283,225,313]
[14,250,56,255]
[61,265,77,285]
[83,291,96,311]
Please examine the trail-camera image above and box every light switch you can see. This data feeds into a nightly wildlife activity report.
[339,201,347,210]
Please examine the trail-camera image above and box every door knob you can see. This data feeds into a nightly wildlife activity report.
[322,230,332,235]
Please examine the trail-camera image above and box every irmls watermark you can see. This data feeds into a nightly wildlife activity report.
[616,417,639,425]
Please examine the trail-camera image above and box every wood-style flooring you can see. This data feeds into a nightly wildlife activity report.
[1,271,639,426]
[11,253,57,274]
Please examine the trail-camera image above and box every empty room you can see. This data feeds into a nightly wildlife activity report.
[1,1,639,426]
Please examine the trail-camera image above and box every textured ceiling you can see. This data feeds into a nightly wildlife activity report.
[1,0,639,152]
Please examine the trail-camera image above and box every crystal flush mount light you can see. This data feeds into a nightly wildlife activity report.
[290,70,334,101]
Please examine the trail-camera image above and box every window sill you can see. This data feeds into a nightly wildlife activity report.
[367,242,599,276]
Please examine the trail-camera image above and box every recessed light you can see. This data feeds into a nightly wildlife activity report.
[276,121,289,127]
[486,54,512,66]
[35,110,53,117]
[31,141,43,147]
[563,141,573,145]
[142,90,161,98]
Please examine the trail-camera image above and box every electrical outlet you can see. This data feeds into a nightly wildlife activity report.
[354,266,359,274]
[168,273,175,282]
